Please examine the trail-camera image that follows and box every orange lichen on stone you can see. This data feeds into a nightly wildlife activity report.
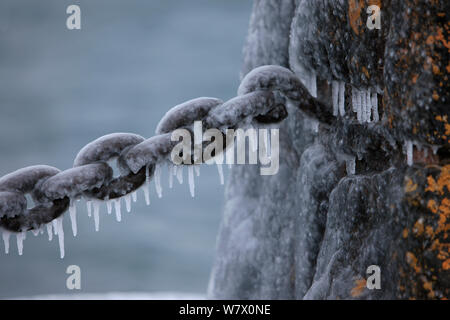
[405,177,418,193]
[348,0,364,35]
[443,259,450,270]
[425,165,450,195]
[413,219,424,236]
[351,278,366,297]
[403,228,409,238]
[406,252,421,274]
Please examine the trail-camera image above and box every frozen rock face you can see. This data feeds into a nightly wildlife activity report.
[208,0,449,299]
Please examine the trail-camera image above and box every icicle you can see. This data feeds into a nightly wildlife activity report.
[217,164,224,185]
[16,232,26,256]
[310,72,317,98]
[143,181,150,206]
[346,157,356,175]
[352,88,357,112]
[106,199,113,214]
[86,200,92,217]
[32,229,40,237]
[194,165,200,177]
[339,81,345,116]
[125,194,132,213]
[154,164,163,198]
[311,119,319,133]
[406,140,413,166]
[69,200,77,237]
[46,223,53,241]
[40,227,44,235]
[176,165,183,184]
[188,166,195,197]
[168,164,174,189]
[249,128,258,153]
[356,90,362,123]
[432,146,439,155]
[371,91,379,122]
[114,198,122,222]
[52,220,58,235]
[332,80,339,116]
[131,191,137,202]
[56,216,65,259]
[93,200,100,232]
[366,90,372,122]
[2,230,11,254]
[361,91,367,122]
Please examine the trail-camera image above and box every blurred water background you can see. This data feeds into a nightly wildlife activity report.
[0,0,251,298]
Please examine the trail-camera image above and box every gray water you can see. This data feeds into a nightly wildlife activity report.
[0,0,251,298]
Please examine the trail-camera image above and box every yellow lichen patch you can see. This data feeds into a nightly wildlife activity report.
[403,228,409,238]
[351,278,366,297]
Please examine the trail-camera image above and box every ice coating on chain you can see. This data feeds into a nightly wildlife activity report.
[237,65,303,101]
[2,230,11,254]
[69,200,77,237]
[39,163,113,201]
[73,133,145,167]
[188,166,195,197]
[156,97,223,134]
[206,91,276,129]
[0,165,60,194]
[0,191,26,219]
[125,133,174,174]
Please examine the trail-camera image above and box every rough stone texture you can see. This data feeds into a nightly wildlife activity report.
[208,0,449,299]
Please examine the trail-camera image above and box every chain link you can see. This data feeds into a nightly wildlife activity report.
[0,65,321,234]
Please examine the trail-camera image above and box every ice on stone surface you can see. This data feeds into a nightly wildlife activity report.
[338,81,345,116]
[371,92,379,122]
[406,140,414,166]
[2,230,11,254]
[346,157,356,175]
[69,200,77,237]
[188,166,195,198]
[332,81,339,116]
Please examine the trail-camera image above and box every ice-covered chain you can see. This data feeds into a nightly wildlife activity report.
[0,65,322,235]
